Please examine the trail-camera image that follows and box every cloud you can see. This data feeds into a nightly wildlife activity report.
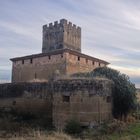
[0,21,41,41]
[0,0,139,88]
[110,65,140,77]
[109,65,140,88]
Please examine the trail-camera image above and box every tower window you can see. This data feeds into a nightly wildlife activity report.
[30,58,33,64]
[99,63,101,66]
[92,61,95,65]
[48,56,51,60]
[22,60,24,64]
[78,56,80,61]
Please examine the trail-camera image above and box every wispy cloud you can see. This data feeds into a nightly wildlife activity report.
[0,0,139,87]
[0,21,41,41]
[110,65,140,88]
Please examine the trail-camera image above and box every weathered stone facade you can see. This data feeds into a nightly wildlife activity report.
[42,19,81,53]
[52,78,113,129]
[11,51,66,82]
[11,49,108,82]
[0,78,113,129]
[10,19,109,83]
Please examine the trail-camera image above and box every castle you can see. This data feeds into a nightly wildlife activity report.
[11,19,109,82]
[0,19,112,129]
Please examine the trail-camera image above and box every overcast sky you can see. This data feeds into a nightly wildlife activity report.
[0,0,140,88]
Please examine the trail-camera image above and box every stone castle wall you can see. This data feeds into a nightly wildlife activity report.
[66,52,105,75]
[42,19,81,53]
[53,78,113,129]
[0,78,113,129]
[0,82,52,126]
[12,53,67,82]
[12,51,106,82]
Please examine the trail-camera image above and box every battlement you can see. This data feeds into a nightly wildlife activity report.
[42,19,81,53]
[43,19,81,32]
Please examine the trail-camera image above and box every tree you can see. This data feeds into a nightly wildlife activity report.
[72,67,136,119]
[93,67,136,119]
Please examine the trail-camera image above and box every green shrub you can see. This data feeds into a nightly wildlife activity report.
[64,119,82,135]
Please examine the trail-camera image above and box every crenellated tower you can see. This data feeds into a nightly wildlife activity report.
[42,19,81,53]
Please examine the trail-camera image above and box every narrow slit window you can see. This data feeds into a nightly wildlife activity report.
[48,56,51,60]
[22,60,24,64]
[35,73,37,79]
[30,58,33,64]
[78,56,80,61]
[86,59,88,63]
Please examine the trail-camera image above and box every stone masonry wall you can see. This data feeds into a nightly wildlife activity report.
[0,82,52,127]
[65,52,105,75]
[42,19,81,53]
[12,51,106,83]
[52,78,113,129]
[12,53,66,82]
[0,78,113,129]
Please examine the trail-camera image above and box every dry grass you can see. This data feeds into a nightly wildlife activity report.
[0,132,80,140]
[0,121,140,140]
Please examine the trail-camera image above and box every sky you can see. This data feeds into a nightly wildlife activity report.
[0,0,140,88]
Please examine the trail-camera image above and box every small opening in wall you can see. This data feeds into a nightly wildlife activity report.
[35,73,37,79]
[92,61,95,65]
[99,63,101,66]
[107,96,111,103]
[22,60,24,64]
[78,56,80,61]
[13,101,16,105]
[48,56,51,60]
[61,54,63,58]
[86,59,88,63]
[62,95,70,102]
[30,58,33,64]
